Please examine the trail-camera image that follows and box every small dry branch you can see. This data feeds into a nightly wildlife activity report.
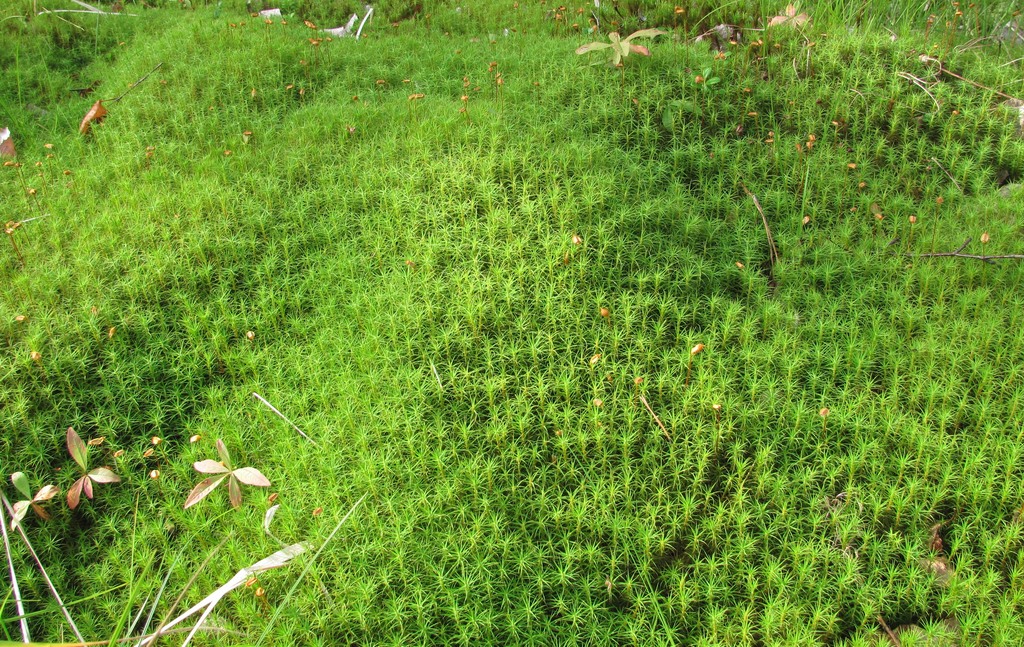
[105,62,163,104]
[919,56,1021,102]
[911,238,1024,264]
[877,615,901,646]
[638,394,670,440]
[741,184,779,274]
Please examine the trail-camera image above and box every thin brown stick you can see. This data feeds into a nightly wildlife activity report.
[919,56,1021,102]
[104,62,163,104]
[741,184,778,269]
[877,615,901,646]
[911,238,1024,263]
[638,394,670,440]
[929,157,963,193]
[896,71,940,111]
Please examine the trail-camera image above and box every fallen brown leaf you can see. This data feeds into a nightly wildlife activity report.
[79,101,108,135]
[0,127,15,158]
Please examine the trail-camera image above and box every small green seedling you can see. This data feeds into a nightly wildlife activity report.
[66,426,120,510]
[185,439,271,509]
[10,472,59,529]
[695,68,721,88]
[575,29,667,67]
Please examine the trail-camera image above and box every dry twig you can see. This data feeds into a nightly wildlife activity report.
[911,238,1024,263]
[638,394,670,440]
[106,62,163,104]
[919,56,1021,102]
[877,615,901,646]
[741,184,779,276]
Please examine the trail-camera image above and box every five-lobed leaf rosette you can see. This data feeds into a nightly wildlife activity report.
[10,471,59,529]
[185,439,271,509]
[65,426,120,510]
[575,29,667,67]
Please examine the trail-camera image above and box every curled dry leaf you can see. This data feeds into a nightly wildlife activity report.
[0,126,15,158]
[79,101,108,135]
[918,556,953,586]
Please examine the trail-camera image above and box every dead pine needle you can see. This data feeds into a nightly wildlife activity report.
[919,55,1022,102]
[740,184,779,277]
[252,392,319,447]
[929,157,963,193]
[639,394,670,440]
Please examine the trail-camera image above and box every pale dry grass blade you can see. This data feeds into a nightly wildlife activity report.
[0,495,30,642]
[142,542,310,647]
[252,392,319,447]
[255,494,367,645]
[1,492,85,643]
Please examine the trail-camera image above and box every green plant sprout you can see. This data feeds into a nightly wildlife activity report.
[65,427,120,510]
[9,472,59,529]
[184,439,271,509]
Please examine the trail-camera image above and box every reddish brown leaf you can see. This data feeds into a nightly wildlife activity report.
[194,459,230,474]
[184,475,228,509]
[33,484,60,503]
[67,427,88,471]
[87,467,120,484]
[0,127,15,158]
[79,101,108,135]
[82,476,94,500]
[232,467,270,487]
[228,476,243,509]
[30,502,52,521]
[67,477,85,510]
